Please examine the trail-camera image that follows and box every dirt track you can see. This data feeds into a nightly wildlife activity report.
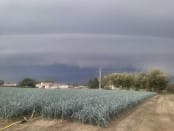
[1,94,174,131]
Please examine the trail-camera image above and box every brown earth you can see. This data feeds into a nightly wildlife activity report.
[0,94,174,131]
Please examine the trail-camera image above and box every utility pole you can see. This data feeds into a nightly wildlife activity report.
[99,68,102,89]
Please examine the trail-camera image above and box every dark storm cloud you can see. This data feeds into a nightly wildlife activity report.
[0,0,174,82]
[0,34,173,71]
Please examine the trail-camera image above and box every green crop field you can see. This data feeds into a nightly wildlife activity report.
[0,87,155,126]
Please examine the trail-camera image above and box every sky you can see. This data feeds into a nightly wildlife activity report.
[0,0,174,83]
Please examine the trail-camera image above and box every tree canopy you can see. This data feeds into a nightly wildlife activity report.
[18,78,36,88]
[0,80,4,86]
[88,78,99,89]
[102,69,169,92]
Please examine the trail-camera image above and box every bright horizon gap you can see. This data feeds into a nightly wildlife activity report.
[0,33,173,40]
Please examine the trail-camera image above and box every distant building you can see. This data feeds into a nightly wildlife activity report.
[73,85,88,89]
[36,81,90,89]
[51,83,69,89]
[36,81,54,89]
[3,82,17,87]
[108,85,115,90]
[36,81,69,89]
[58,84,69,89]
[107,84,120,90]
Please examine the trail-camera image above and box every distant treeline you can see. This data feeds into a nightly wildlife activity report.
[88,69,170,92]
[0,78,36,88]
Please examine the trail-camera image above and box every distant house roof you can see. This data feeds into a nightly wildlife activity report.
[3,83,17,87]
[38,80,54,83]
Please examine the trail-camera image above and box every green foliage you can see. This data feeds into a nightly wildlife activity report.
[0,88,155,126]
[122,73,135,89]
[134,73,148,90]
[102,69,169,92]
[18,78,36,88]
[147,69,169,92]
[0,80,4,86]
[88,78,99,89]
[103,73,135,89]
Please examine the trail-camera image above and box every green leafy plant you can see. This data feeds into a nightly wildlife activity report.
[0,88,155,127]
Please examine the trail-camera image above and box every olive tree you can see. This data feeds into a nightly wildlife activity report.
[147,69,169,92]
[18,78,36,88]
[0,80,4,86]
[88,78,99,89]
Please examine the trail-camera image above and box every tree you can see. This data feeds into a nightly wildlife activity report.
[18,78,36,88]
[102,75,114,88]
[99,69,169,92]
[113,74,123,88]
[147,69,169,92]
[88,78,99,89]
[122,73,135,89]
[134,73,148,90]
[0,80,4,86]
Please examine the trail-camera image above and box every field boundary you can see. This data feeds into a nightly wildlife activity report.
[108,95,157,127]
